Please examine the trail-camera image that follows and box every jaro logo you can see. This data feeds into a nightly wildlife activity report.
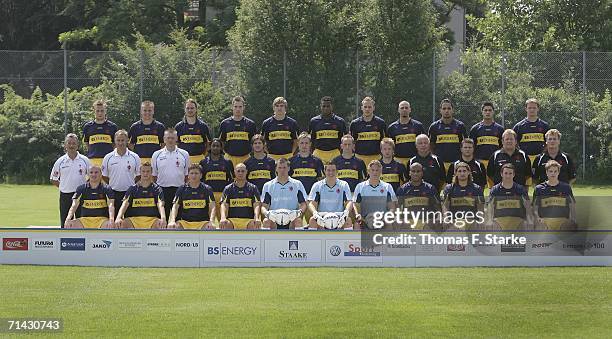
[227,131,249,141]
[316,130,338,139]
[180,134,204,143]
[89,134,112,144]
[3,238,29,251]
[89,239,113,250]
[395,134,416,144]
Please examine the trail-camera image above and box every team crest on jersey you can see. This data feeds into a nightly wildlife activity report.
[176,160,180,167]
[380,188,384,193]
[289,186,294,191]
[127,165,131,170]
[79,169,83,175]
[336,188,340,193]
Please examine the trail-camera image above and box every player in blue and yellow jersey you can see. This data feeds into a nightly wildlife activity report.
[167,164,215,230]
[260,96,299,160]
[308,96,347,164]
[532,129,576,185]
[219,96,257,167]
[350,96,387,165]
[244,134,277,194]
[115,162,166,229]
[469,101,504,171]
[386,100,425,167]
[446,139,487,188]
[82,99,118,167]
[64,165,115,229]
[442,162,485,230]
[487,129,532,187]
[533,160,576,230]
[379,137,407,194]
[331,134,367,193]
[487,163,533,230]
[409,134,446,192]
[219,163,262,230]
[128,100,165,164]
[513,98,550,164]
[199,138,233,222]
[175,98,212,164]
[428,99,468,172]
[289,132,324,194]
[396,163,442,230]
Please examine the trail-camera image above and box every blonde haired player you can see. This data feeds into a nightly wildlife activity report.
[64,165,115,229]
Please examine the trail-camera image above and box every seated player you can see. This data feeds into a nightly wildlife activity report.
[353,160,397,230]
[199,138,233,222]
[379,137,408,194]
[260,158,308,230]
[442,162,485,230]
[244,134,276,195]
[487,163,533,230]
[219,163,262,230]
[533,160,577,230]
[331,134,367,194]
[167,164,216,230]
[307,162,353,230]
[446,138,487,188]
[115,163,167,229]
[64,166,115,229]
[396,163,442,230]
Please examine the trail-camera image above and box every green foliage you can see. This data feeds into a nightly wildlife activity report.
[469,0,612,51]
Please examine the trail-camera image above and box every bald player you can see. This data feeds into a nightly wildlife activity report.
[386,100,425,167]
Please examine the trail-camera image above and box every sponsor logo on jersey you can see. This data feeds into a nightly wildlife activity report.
[60,238,86,251]
[180,134,204,143]
[183,199,207,209]
[357,131,381,141]
[230,198,252,208]
[450,197,475,207]
[395,134,416,144]
[496,199,521,209]
[316,130,339,139]
[205,171,226,181]
[248,170,271,180]
[292,168,317,177]
[540,197,567,208]
[476,135,500,146]
[83,199,108,209]
[89,134,112,144]
[436,134,460,143]
[132,198,155,207]
[381,173,400,183]
[136,135,160,144]
[268,130,292,140]
[337,169,358,179]
[403,196,430,207]
[3,238,28,250]
[226,131,249,141]
[520,133,544,143]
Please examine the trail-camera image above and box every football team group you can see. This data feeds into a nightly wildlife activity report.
[50,95,577,231]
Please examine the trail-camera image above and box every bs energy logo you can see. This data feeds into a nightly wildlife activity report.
[204,240,260,262]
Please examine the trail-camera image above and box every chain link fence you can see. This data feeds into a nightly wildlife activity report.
[1,49,611,183]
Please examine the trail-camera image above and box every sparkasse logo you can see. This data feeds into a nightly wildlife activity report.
[344,243,380,257]
[3,238,28,251]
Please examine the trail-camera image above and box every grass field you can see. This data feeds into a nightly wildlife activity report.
[1,184,612,227]
[0,266,610,337]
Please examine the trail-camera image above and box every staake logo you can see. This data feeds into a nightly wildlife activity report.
[329,245,342,256]
[288,241,299,251]
[278,241,309,260]
[89,239,113,250]
[60,238,86,251]
[265,239,322,263]
[3,238,29,251]
[32,239,56,250]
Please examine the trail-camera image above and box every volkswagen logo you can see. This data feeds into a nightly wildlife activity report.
[329,245,342,256]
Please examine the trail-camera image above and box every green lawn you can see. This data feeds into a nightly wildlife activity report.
[0,266,610,337]
[1,184,612,227]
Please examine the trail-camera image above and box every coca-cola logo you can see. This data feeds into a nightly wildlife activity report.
[3,238,29,250]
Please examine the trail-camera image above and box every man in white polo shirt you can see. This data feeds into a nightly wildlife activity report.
[152,128,190,219]
[102,129,141,217]
[50,133,91,227]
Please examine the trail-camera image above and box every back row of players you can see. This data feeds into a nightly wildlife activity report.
[51,96,577,230]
